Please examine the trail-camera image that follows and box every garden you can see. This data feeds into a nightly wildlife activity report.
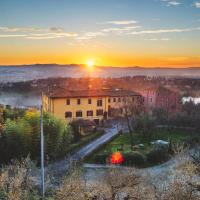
[85,128,200,167]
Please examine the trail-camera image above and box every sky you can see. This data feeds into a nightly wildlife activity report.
[0,0,200,67]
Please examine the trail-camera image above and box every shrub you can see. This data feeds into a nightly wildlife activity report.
[0,157,40,200]
[93,153,109,164]
[147,148,170,164]
[70,120,82,142]
[1,110,73,164]
[185,136,200,147]
[124,151,146,166]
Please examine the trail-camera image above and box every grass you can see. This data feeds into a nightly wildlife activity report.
[85,128,199,166]
[98,128,195,154]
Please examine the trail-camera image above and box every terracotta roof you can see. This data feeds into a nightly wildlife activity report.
[45,88,140,98]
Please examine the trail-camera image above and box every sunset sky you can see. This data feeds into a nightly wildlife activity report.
[0,0,200,67]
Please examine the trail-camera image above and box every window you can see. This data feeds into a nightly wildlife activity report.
[108,98,111,103]
[113,98,116,102]
[96,109,103,116]
[88,98,92,104]
[66,99,70,105]
[65,111,72,118]
[97,99,102,107]
[132,97,135,102]
[77,99,81,105]
[87,110,93,116]
[118,98,121,102]
[76,111,82,117]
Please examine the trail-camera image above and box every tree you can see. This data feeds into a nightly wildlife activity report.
[23,110,40,159]
[0,109,73,164]
[152,107,167,125]
[0,105,4,124]
[0,105,4,136]
[121,96,144,146]
[43,112,73,159]
[4,118,32,160]
[3,106,25,121]
[133,114,155,138]
[70,120,83,142]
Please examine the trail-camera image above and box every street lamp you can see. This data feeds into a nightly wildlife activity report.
[40,93,45,197]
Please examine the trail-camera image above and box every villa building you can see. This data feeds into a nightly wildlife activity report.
[43,88,143,124]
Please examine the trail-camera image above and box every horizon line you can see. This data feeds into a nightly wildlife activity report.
[0,63,200,69]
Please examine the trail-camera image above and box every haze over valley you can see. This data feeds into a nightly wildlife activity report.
[1,64,200,84]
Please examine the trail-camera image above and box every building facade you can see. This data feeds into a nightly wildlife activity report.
[43,88,143,124]
[139,86,180,114]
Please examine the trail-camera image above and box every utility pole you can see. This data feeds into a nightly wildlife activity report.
[40,93,45,197]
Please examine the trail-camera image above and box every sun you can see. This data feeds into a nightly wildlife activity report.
[86,59,95,69]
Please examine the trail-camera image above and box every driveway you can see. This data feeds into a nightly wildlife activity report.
[43,121,124,184]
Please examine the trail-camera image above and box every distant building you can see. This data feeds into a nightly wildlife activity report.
[139,88,157,111]
[156,87,181,113]
[139,86,180,114]
[43,88,143,124]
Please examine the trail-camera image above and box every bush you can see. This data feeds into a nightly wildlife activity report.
[147,148,170,164]
[185,136,200,147]
[0,110,73,164]
[0,157,40,199]
[124,151,146,166]
[93,153,109,164]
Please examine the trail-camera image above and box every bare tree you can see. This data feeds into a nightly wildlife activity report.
[120,96,144,147]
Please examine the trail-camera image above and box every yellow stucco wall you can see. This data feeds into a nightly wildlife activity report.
[49,96,108,122]
[43,94,142,123]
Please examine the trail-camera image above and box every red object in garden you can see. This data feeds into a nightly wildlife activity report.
[111,151,124,164]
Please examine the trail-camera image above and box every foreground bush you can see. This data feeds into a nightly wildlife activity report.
[93,152,109,164]
[0,157,40,200]
[124,151,146,166]
[0,110,73,164]
[147,148,170,164]
[54,162,200,200]
[0,155,199,200]
[54,167,155,200]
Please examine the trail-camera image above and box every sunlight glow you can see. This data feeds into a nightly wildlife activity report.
[86,59,95,69]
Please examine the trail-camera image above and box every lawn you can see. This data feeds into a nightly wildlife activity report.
[95,128,196,154]
[85,128,199,167]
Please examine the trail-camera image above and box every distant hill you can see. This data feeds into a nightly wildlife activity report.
[0,64,200,83]
[0,63,200,70]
